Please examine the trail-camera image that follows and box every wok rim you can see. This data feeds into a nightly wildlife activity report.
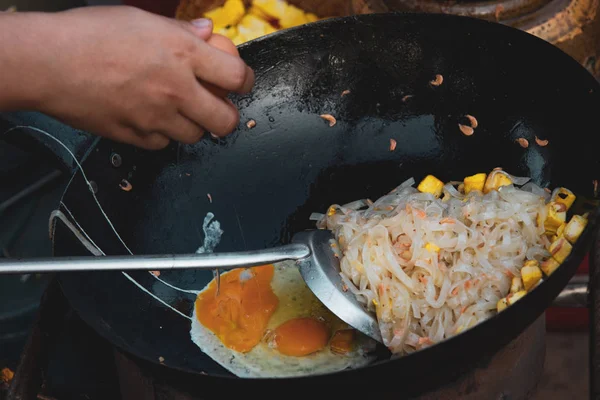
[54,11,600,387]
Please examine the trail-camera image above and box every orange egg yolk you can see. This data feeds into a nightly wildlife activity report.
[272,317,330,356]
[195,264,278,353]
[330,329,356,355]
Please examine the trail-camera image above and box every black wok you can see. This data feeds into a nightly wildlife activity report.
[2,12,600,399]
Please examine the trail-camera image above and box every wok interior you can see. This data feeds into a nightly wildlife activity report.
[53,13,600,384]
[225,14,600,247]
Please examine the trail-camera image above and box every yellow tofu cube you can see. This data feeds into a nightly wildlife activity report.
[216,25,238,40]
[240,14,277,33]
[249,5,271,21]
[248,6,272,24]
[544,202,567,234]
[279,4,309,29]
[231,35,246,46]
[552,187,576,210]
[551,224,566,242]
[523,260,539,268]
[417,175,444,198]
[237,14,277,42]
[252,0,311,29]
[204,0,245,30]
[252,0,287,20]
[564,215,588,244]
[463,173,486,194]
[540,257,561,276]
[521,262,542,291]
[556,222,566,238]
[548,237,572,264]
[510,276,523,293]
[483,171,512,194]
[507,290,527,305]
[497,297,509,312]
[425,243,440,253]
[305,12,319,22]
[498,289,528,312]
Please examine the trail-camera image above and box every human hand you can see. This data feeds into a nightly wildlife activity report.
[34,6,254,150]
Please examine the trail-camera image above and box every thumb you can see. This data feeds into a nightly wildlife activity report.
[189,18,214,40]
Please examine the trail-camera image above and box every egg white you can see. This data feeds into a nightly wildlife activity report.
[190,260,377,378]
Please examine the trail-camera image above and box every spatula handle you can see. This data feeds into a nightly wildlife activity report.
[0,244,311,275]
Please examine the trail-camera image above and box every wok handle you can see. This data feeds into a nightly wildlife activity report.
[0,111,97,173]
[0,244,311,274]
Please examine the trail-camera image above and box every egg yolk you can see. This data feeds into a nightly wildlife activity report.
[195,264,278,353]
[330,329,355,355]
[272,317,330,356]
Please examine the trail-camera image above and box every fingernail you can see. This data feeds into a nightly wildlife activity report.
[191,18,212,30]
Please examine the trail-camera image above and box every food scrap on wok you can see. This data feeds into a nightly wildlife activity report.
[312,169,588,354]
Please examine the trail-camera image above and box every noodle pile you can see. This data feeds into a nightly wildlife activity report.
[311,171,554,354]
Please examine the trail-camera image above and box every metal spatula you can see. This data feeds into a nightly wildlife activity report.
[0,229,382,343]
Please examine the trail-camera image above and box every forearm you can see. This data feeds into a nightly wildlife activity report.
[0,12,60,111]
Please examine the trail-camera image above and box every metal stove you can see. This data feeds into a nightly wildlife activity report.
[2,278,548,400]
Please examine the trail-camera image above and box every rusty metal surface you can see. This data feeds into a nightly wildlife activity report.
[521,0,600,79]
[383,0,600,79]
[383,0,551,20]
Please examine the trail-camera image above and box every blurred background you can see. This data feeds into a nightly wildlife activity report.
[0,0,596,398]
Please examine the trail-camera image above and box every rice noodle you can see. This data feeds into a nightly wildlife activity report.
[314,175,551,354]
